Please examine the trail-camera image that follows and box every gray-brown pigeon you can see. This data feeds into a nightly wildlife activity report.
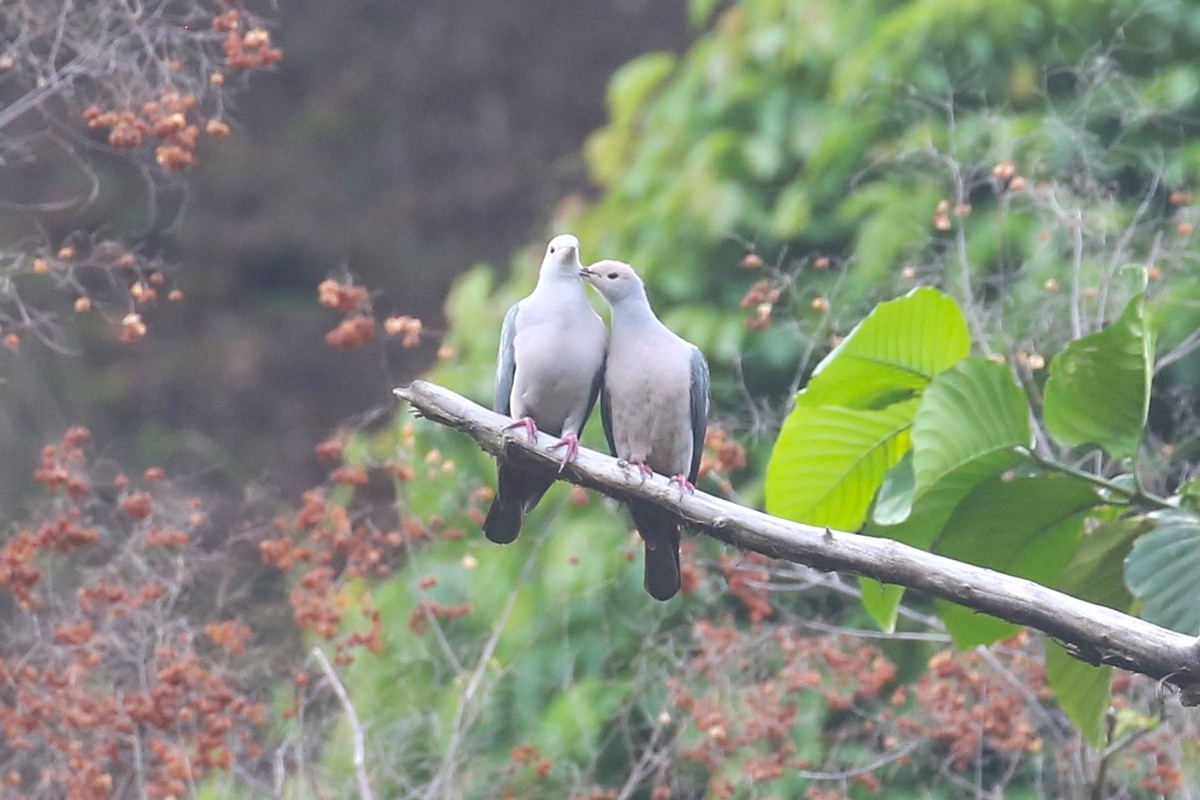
[483,234,607,544]
[581,260,709,600]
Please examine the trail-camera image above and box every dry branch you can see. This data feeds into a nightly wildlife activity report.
[393,380,1200,701]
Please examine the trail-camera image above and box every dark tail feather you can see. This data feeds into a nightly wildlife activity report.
[483,493,522,544]
[629,501,682,601]
[483,465,554,544]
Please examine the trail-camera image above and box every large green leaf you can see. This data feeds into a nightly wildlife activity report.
[912,357,1033,496]
[798,287,970,410]
[1043,293,1155,461]
[1067,516,1144,612]
[1125,511,1200,635]
[860,451,1024,628]
[864,352,1060,638]
[766,289,970,530]
[1045,645,1112,749]
[860,359,1034,634]
[766,399,919,529]
[1045,516,1144,746]
[934,476,1101,648]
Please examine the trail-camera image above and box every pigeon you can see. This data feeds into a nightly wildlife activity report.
[581,260,709,600]
[483,234,607,544]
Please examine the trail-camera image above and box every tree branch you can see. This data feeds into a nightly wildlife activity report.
[393,381,1200,701]
[308,647,373,800]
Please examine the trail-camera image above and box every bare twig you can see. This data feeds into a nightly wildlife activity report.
[1068,206,1084,339]
[394,381,1200,699]
[308,647,374,800]
[792,740,921,780]
[1157,323,1200,372]
[614,708,673,800]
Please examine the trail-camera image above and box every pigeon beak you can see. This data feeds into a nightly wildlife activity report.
[578,267,594,279]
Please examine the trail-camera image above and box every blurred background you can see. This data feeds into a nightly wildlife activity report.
[0,0,689,505]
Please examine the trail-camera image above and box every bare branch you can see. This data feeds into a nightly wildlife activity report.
[792,740,921,781]
[394,381,1200,701]
[308,647,374,800]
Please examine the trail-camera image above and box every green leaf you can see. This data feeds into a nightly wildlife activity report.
[766,399,919,529]
[1177,471,1200,512]
[1045,645,1112,748]
[1043,293,1155,461]
[1125,511,1200,635]
[872,451,914,526]
[861,451,1023,628]
[860,359,1032,631]
[937,606,1018,650]
[934,475,1101,648]
[936,476,1100,579]
[1044,516,1144,745]
[798,287,970,410]
[912,357,1032,496]
[870,452,1022,551]
[1065,516,1144,612]
[767,289,972,531]
[859,579,903,632]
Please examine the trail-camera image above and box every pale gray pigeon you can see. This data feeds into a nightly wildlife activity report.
[581,260,709,600]
[484,234,607,544]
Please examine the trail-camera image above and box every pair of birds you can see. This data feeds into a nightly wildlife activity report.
[483,234,709,601]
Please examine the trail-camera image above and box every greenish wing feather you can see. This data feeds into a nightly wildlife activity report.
[493,302,520,414]
[688,347,710,483]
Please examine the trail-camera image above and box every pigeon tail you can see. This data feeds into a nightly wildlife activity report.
[482,494,522,544]
[483,466,554,544]
[629,501,682,601]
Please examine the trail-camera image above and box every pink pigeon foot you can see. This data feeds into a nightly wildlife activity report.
[550,432,581,472]
[504,416,539,443]
[669,473,696,498]
[629,461,655,483]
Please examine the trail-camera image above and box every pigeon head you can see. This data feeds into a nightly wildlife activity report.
[541,234,582,277]
[580,260,647,306]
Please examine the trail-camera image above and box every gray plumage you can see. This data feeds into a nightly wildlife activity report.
[484,234,607,544]
[582,260,709,600]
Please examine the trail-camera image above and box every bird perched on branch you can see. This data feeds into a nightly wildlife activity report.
[581,260,709,600]
[483,234,607,544]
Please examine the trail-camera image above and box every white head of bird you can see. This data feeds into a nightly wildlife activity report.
[540,234,583,279]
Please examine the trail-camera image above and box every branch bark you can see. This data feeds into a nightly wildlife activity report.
[393,380,1200,701]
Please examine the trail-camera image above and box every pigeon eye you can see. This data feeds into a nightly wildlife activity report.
[549,247,557,254]
[607,272,618,279]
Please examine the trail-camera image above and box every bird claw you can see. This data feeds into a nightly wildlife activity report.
[616,460,652,485]
[550,433,580,473]
[503,416,538,443]
[669,474,695,499]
